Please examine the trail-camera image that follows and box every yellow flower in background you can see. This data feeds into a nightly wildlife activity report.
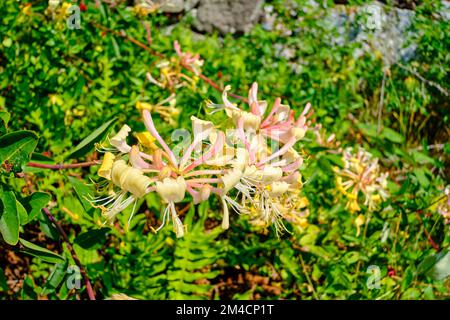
[49,94,63,106]
[334,147,389,213]
[21,3,33,15]
[355,214,365,237]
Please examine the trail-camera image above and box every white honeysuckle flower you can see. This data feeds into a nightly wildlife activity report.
[244,165,283,184]
[110,125,132,153]
[232,110,262,130]
[92,81,315,235]
[205,144,236,167]
[221,167,243,194]
[94,160,152,225]
[221,197,230,229]
[191,115,214,141]
[156,177,187,203]
[269,181,290,196]
[291,127,306,141]
[111,160,152,198]
[230,148,250,171]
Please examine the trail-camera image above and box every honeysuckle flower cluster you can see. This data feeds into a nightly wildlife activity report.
[91,82,312,237]
[334,147,389,213]
[146,41,203,91]
[136,94,180,126]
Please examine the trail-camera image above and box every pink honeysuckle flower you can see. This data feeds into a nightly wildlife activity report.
[207,82,312,168]
[174,40,204,75]
[140,109,237,231]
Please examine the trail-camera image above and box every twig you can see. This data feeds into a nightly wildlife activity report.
[192,69,247,102]
[143,21,152,46]
[397,63,449,97]
[377,70,387,134]
[42,207,96,300]
[89,21,248,103]
[298,254,319,300]
[415,210,440,252]
[27,161,100,170]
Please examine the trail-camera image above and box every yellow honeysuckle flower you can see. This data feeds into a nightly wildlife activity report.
[348,199,361,213]
[98,152,115,180]
[355,214,365,236]
[136,101,153,111]
[134,131,158,150]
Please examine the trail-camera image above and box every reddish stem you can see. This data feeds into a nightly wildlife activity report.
[42,207,96,300]
[90,21,248,103]
[27,161,100,170]
[415,210,440,252]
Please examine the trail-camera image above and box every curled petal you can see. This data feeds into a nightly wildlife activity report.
[111,160,152,198]
[110,125,132,153]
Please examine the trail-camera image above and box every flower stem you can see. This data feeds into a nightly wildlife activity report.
[27,161,100,170]
[42,207,96,300]
[90,21,248,103]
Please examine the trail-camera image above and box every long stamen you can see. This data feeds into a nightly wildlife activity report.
[237,117,255,164]
[127,198,138,227]
[257,136,297,167]
[183,131,225,172]
[184,169,224,177]
[260,97,281,128]
[142,109,178,167]
[156,205,171,232]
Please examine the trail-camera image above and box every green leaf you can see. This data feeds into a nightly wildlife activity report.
[16,200,28,225]
[431,252,450,280]
[40,260,68,296]
[20,192,51,223]
[0,110,10,135]
[0,268,8,292]
[0,130,38,172]
[68,176,98,217]
[401,288,421,300]
[21,276,38,300]
[0,191,20,245]
[411,150,436,165]
[413,168,430,188]
[38,210,60,241]
[74,228,109,249]
[418,250,450,281]
[67,118,116,159]
[381,127,404,143]
[358,123,379,138]
[19,238,65,264]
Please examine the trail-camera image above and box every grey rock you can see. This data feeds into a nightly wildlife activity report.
[322,1,417,66]
[193,0,265,34]
[185,0,200,11]
[156,0,184,13]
